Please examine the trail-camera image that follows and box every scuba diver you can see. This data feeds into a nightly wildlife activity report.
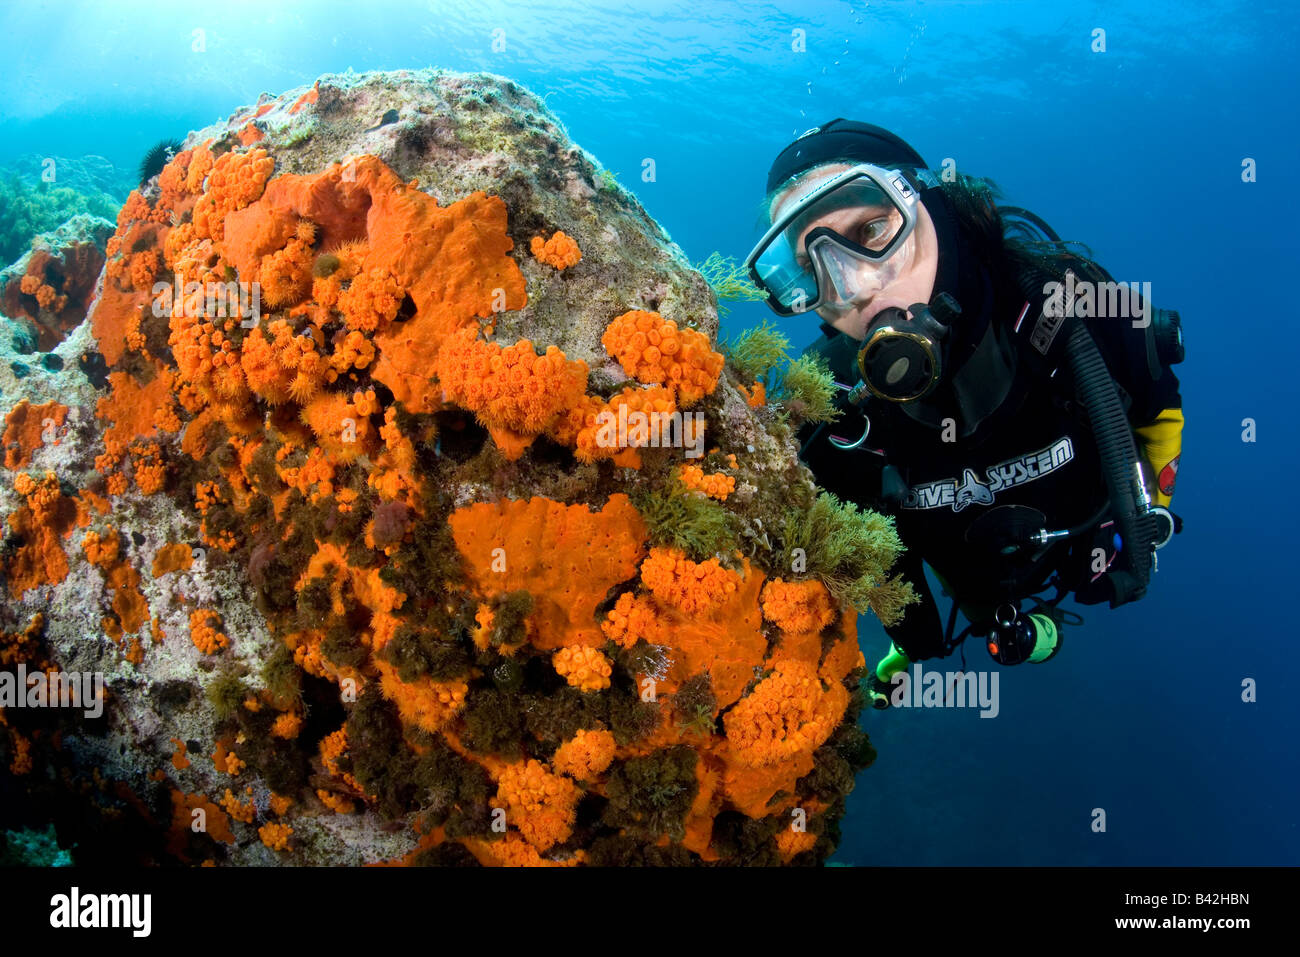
[744,119,1186,708]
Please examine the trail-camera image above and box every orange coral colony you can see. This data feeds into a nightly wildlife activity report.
[678,463,735,501]
[761,578,837,635]
[601,309,724,405]
[189,609,229,655]
[435,329,589,460]
[530,230,582,270]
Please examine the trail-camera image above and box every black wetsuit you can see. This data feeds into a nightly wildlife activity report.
[797,228,1183,662]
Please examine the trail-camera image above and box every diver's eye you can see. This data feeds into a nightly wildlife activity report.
[859,217,893,250]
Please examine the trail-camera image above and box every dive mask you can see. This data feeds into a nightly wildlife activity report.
[746,163,935,318]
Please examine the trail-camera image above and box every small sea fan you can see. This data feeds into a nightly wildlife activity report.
[138,137,184,186]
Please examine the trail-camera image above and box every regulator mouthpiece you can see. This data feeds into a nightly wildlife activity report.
[855,294,961,403]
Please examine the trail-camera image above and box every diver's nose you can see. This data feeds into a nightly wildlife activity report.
[832,271,882,309]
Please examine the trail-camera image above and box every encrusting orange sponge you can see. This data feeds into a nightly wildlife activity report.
[2,401,67,470]
[449,495,648,651]
[4,471,76,599]
[737,380,767,407]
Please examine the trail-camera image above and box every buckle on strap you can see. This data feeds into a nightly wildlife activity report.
[904,167,942,190]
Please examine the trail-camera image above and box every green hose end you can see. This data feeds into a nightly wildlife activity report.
[1026,613,1060,663]
[875,643,911,682]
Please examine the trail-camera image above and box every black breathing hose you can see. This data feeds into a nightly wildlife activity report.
[1063,320,1155,605]
[1015,264,1156,607]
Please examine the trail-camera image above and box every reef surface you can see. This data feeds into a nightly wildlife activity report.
[0,69,912,866]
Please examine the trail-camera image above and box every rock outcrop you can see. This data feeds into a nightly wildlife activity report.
[0,69,912,866]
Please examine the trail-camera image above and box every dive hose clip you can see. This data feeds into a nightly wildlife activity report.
[1148,506,1176,550]
[827,381,872,450]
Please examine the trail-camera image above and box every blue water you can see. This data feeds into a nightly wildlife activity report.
[2,0,1295,865]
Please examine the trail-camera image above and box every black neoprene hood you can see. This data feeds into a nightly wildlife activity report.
[765,118,929,195]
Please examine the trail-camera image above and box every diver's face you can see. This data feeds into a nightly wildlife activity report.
[770,164,940,341]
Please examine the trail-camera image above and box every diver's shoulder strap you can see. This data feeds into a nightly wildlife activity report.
[998,207,1185,390]
[1006,262,1081,384]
